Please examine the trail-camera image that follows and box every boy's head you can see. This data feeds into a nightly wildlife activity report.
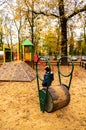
[45,66,51,72]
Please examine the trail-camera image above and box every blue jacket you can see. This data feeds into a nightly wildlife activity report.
[42,72,54,87]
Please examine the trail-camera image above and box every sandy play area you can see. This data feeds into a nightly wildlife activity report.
[0,65,86,130]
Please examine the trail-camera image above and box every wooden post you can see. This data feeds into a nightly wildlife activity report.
[10,44,12,61]
[22,45,24,61]
[17,43,19,61]
[3,45,5,63]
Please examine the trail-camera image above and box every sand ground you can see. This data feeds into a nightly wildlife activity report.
[0,66,86,130]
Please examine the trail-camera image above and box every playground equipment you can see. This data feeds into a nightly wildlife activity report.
[0,48,14,63]
[0,61,35,82]
[0,51,4,62]
[4,48,14,62]
[21,40,34,66]
[36,56,74,113]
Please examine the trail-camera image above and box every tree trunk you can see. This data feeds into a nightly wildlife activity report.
[60,18,67,56]
[31,0,34,44]
[58,0,68,64]
[17,31,21,60]
[57,18,68,64]
[58,0,67,57]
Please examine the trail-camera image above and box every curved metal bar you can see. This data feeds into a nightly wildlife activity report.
[58,56,74,90]
[58,56,74,77]
[36,56,51,81]
[36,56,51,112]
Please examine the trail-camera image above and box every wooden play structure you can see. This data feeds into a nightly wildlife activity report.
[4,48,14,62]
[0,39,34,64]
[0,39,35,82]
[0,48,14,63]
[21,39,34,66]
[36,56,74,112]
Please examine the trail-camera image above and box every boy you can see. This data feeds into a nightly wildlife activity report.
[42,66,54,87]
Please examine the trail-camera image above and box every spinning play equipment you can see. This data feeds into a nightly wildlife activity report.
[36,56,74,113]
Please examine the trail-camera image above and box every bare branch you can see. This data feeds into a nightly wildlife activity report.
[67,4,86,19]
[31,10,59,18]
[0,0,7,6]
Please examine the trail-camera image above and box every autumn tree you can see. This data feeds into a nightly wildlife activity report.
[34,15,53,53]
[83,11,86,45]
[0,17,3,50]
[23,0,43,53]
[8,0,27,60]
[23,0,36,44]
[41,23,61,56]
[32,0,86,57]
[0,10,4,50]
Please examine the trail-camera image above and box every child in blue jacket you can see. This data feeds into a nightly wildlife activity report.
[42,66,54,87]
